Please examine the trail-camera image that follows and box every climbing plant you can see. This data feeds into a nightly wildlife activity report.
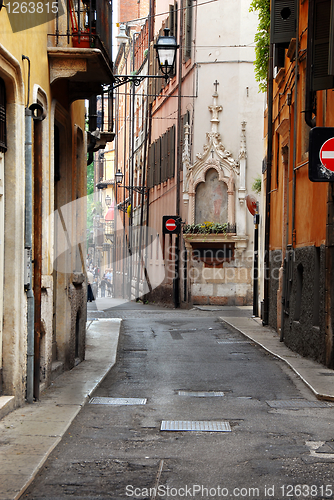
[249,0,270,92]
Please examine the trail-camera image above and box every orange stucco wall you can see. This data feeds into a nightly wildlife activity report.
[268,0,331,253]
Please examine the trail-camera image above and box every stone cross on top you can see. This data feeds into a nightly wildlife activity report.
[209,82,222,133]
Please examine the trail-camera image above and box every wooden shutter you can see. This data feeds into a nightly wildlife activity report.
[330,0,334,74]
[161,132,167,182]
[174,1,178,42]
[167,125,176,179]
[154,137,161,185]
[312,0,334,90]
[148,42,155,106]
[148,142,154,188]
[0,78,6,153]
[270,0,296,45]
[184,0,192,60]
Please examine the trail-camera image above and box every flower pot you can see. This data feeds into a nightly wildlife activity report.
[72,31,91,48]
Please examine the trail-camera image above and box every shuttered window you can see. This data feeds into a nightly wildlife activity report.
[310,0,334,90]
[154,137,161,185]
[167,125,175,179]
[0,78,6,153]
[147,126,176,188]
[184,0,192,61]
[161,132,168,182]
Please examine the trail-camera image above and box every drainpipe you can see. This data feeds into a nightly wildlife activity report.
[174,0,184,308]
[305,0,316,129]
[263,41,274,326]
[23,54,34,403]
[291,0,299,251]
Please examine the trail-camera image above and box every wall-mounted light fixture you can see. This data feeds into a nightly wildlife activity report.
[113,28,179,89]
[154,28,178,81]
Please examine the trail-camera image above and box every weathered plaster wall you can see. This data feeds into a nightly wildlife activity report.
[282,246,326,364]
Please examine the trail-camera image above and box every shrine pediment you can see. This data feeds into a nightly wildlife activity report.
[182,86,248,238]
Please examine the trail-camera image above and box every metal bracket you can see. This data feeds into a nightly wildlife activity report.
[113,74,165,90]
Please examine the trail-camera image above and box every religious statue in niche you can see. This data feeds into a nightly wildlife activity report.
[195,168,228,224]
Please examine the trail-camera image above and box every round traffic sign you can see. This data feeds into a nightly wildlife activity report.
[320,137,334,172]
[165,218,177,232]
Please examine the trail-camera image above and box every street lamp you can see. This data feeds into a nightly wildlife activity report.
[105,194,111,207]
[115,169,124,185]
[154,28,178,81]
[112,29,179,89]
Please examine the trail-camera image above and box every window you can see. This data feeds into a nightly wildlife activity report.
[270,0,296,45]
[307,0,334,91]
[148,125,175,187]
[184,0,193,61]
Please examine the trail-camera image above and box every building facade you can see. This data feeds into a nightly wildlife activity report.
[263,0,334,367]
[0,0,114,411]
[111,0,264,307]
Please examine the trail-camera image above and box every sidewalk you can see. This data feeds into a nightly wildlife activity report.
[0,318,121,500]
[215,308,334,401]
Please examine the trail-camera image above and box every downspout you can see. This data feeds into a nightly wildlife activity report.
[174,0,184,308]
[129,32,140,300]
[23,55,34,404]
[263,41,274,326]
[144,0,153,298]
[123,56,128,298]
[292,0,299,252]
[305,0,316,129]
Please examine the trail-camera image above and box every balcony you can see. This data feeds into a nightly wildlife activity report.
[48,0,114,103]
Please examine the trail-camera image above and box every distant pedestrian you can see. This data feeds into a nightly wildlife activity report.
[100,278,107,298]
[87,270,95,302]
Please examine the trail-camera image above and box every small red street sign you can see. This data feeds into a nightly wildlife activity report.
[309,127,334,182]
[320,137,334,172]
[162,215,181,235]
[165,218,177,231]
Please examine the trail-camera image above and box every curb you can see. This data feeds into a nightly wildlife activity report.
[219,317,334,403]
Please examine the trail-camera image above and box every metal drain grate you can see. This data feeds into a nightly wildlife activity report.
[160,420,231,432]
[170,332,183,340]
[89,397,147,405]
[266,399,334,409]
[217,340,250,344]
[178,391,225,397]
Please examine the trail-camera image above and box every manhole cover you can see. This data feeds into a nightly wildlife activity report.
[160,420,231,432]
[89,397,147,405]
[178,391,225,397]
[266,399,334,409]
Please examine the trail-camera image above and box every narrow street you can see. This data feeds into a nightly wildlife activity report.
[23,304,334,500]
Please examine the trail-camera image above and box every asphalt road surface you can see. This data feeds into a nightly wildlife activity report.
[23,303,334,500]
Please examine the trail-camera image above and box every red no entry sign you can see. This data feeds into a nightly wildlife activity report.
[320,137,334,172]
[162,215,181,235]
[165,218,177,231]
[309,127,334,182]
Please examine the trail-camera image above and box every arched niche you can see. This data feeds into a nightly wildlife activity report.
[195,168,228,224]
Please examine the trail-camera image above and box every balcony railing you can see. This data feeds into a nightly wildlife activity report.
[49,0,114,109]
[52,0,112,63]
